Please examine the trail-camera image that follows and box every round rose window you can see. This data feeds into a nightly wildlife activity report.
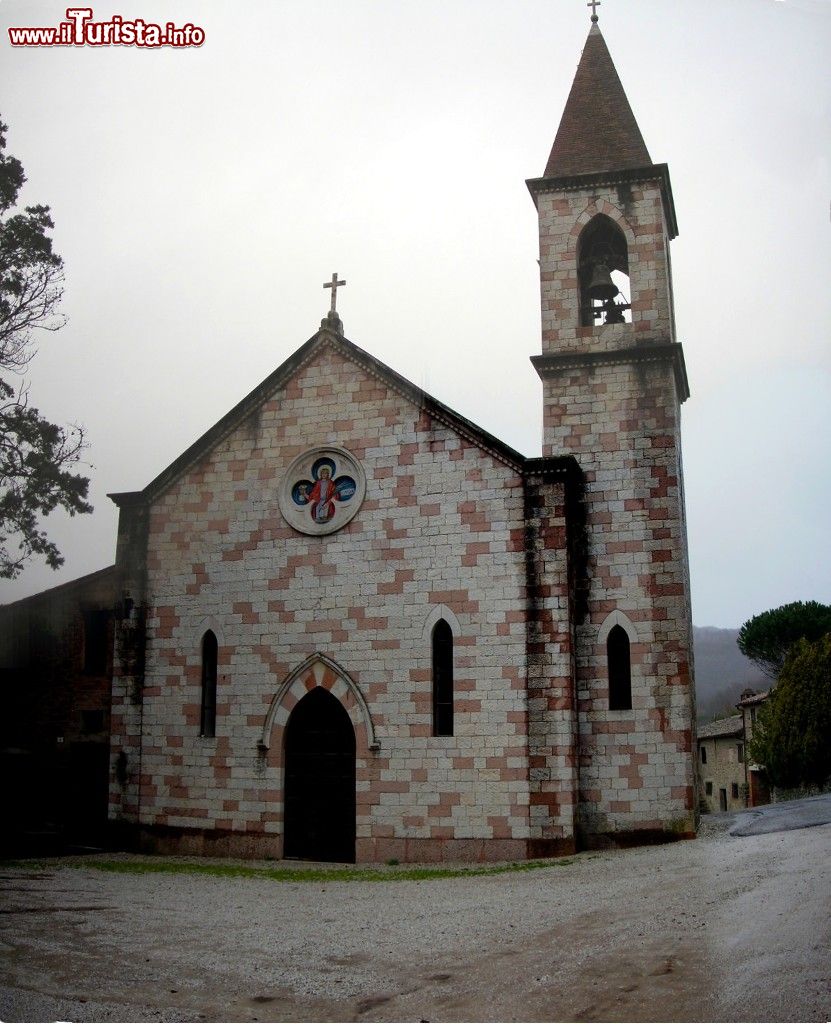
[278,446,366,536]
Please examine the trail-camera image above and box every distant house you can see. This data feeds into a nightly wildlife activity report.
[698,715,747,812]
[737,688,771,807]
[697,688,771,812]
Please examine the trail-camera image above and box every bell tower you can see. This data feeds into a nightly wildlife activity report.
[528,16,696,843]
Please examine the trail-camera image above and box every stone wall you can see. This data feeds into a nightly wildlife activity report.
[110,339,577,861]
[536,179,676,356]
[532,175,696,843]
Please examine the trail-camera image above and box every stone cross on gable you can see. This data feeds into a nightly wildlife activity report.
[587,0,601,21]
[323,273,346,314]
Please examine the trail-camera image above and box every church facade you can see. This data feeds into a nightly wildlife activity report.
[104,20,697,862]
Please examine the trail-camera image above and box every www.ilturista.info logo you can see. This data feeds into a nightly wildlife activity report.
[8,8,205,47]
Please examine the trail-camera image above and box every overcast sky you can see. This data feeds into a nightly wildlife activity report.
[0,0,829,628]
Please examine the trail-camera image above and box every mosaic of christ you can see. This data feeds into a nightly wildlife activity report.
[291,457,357,524]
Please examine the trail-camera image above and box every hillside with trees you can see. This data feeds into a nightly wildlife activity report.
[693,626,768,724]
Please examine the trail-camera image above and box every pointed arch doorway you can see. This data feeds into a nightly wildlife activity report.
[283,687,356,863]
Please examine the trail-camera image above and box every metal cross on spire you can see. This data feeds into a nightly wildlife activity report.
[587,0,601,22]
[323,273,346,314]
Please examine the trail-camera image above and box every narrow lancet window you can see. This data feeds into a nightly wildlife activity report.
[578,214,631,327]
[432,619,454,737]
[607,624,632,711]
[200,630,218,737]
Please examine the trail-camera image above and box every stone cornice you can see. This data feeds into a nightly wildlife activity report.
[107,490,145,508]
[108,328,533,509]
[523,455,583,481]
[531,341,690,403]
[325,334,527,473]
[526,163,678,239]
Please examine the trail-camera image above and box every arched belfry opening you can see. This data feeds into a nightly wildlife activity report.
[283,687,356,863]
[577,214,631,327]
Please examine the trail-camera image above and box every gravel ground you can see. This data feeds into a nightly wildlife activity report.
[1,816,829,1023]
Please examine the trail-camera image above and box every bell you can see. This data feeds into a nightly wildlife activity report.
[603,298,626,324]
[587,260,619,301]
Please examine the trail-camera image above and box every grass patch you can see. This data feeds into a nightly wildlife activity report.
[2,856,576,884]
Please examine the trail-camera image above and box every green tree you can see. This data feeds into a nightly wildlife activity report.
[737,601,831,678]
[0,116,91,578]
[748,635,831,790]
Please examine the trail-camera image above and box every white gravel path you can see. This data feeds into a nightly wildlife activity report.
[1,817,829,1022]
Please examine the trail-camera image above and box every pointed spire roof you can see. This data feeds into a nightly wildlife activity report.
[544,23,652,179]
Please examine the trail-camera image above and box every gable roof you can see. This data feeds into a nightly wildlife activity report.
[543,23,652,179]
[738,689,770,708]
[109,325,560,509]
[698,714,743,740]
[0,564,117,611]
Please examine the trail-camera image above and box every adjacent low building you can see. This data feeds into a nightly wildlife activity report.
[0,567,117,853]
[697,715,746,813]
[698,688,770,812]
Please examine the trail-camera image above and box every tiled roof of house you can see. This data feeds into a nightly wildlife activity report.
[0,564,117,611]
[698,714,743,740]
[738,689,770,707]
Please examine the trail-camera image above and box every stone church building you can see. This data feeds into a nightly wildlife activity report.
[5,19,697,862]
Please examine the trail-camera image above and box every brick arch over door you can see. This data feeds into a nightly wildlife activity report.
[259,652,379,755]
